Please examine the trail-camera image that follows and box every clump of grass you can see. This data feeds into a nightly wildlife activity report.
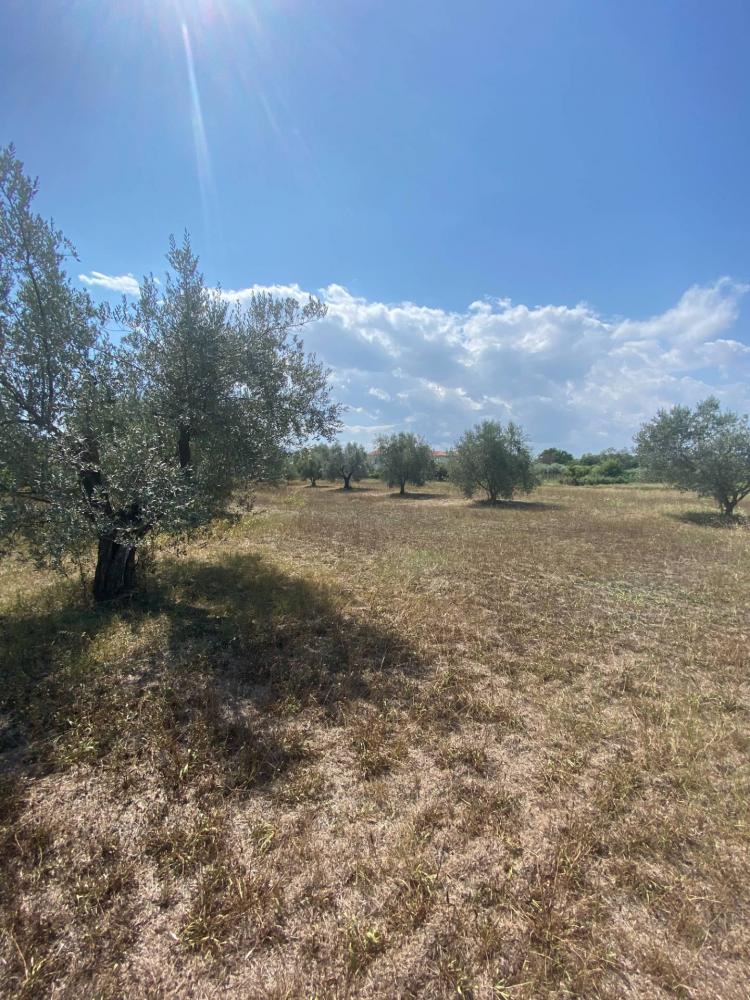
[344,917,385,975]
[349,710,407,777]
[435,741,490,774]
[180,862,282,959]
[145,809,228,876]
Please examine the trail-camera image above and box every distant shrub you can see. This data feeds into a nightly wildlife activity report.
[578,449,638,471]
[534,461,567,481]
[537,447,574,465]
[564,458,635,486]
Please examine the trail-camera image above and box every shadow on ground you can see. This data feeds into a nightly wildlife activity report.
[668,510,747,529]
[468,498,563,511]
[386,491,448,501]
[0,552,425,800]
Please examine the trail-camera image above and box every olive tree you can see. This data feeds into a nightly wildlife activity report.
[325,441,369,489]
[0,146,340,599]
[294,444,329,486]
[450,420,536,502]
[635,398,750,516]
[375,432,434,495]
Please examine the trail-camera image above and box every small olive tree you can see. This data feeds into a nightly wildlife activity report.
[294,444,330,486]
[0,146,340,599]
[325,442,369,489]
[450,420,536,502]
[636,398,750,516]
[375,432,434,495]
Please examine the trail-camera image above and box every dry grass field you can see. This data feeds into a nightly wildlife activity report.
[0,481,748,999]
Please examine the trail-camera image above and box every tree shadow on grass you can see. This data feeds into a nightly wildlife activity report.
[0,553,429,994]
[668,510,746,529]
[0,551,425,803]
[386,491,447,501]
[468,498,563,512]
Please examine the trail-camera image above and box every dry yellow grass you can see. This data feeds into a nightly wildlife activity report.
[0,481,748,998]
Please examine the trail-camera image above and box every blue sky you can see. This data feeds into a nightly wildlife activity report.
[2,0,749,451]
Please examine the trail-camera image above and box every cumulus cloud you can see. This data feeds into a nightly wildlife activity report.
[79,271,140,296]
[290,277,749,451]
[81,266,750,451]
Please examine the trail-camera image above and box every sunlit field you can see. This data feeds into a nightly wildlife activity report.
[1,482,748,999]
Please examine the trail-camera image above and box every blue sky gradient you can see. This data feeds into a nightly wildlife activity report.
[2,0,749,450]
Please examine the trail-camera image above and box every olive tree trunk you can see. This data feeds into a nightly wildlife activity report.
[93,535,137,601]
[177,423,191,469]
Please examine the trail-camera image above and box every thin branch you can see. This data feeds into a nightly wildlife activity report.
[0,486,53,504]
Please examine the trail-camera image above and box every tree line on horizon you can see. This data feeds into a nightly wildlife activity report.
[2,145,749,601]
[289,401,750,517]
[289,439,644,490]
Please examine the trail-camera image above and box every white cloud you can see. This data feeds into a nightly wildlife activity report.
[368,387,391,401]
[343,422,397,436]
[79,271,140,296]
[218,282,309,302]
[290,277,749,450]
[81,268,750,451]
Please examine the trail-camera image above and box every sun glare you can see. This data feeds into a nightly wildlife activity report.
[180,19,213,232]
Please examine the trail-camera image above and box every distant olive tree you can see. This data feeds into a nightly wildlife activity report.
[294,444,330,486]
[0,146,339,599]
[450,420,537,502]
[375,432,434,495]
[636,398,750,516]
[325,442,369,489]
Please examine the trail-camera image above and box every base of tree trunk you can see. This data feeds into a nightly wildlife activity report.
[93,536,137,601]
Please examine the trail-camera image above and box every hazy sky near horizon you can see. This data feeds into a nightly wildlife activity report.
[2,0,749,451]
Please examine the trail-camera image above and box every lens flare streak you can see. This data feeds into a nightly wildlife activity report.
[181,20,214,233]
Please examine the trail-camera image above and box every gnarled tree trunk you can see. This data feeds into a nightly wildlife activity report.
[93,535,137,601]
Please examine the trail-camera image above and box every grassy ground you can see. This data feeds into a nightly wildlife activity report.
[0,481,748,999]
